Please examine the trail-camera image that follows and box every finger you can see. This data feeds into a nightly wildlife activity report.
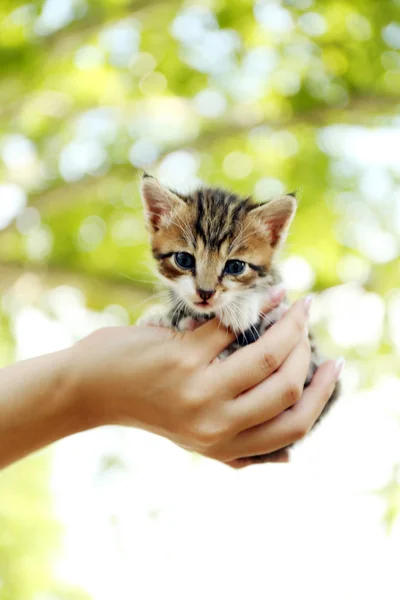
[213,296,312,397]
[260,285,286,313]
[224,358,343,461]
[186,318,236,361]
[228,332,311,430]
[185,285,288,362]
[261,285,286,314]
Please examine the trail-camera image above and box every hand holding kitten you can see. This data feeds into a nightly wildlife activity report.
[0,291,341,469]
[67,293,342,467]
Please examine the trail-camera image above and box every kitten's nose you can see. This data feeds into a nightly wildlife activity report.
[197,288,215,302]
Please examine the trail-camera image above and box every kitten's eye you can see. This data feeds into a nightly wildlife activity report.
[224,260,246,276]
[175,252,195,270]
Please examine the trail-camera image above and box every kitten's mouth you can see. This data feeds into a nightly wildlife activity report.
[192,299,218,313]
[191,295,228,313]
[194,301,212,310]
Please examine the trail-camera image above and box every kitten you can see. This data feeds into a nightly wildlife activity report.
[138,174,340,462]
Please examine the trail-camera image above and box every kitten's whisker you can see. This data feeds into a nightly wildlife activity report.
[233,306,246,338]
[117,271,158,285]
[227,301,262,345]
[223,306,235,335]
[225,304,239,334]
[225,303,246,341]
[132,291,170,312]
[248,321,260,341]
[168,296,186,327]
[235,308,251,344]
[258,311,275,327]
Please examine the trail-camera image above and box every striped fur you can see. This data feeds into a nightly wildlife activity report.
[139,175,340,463]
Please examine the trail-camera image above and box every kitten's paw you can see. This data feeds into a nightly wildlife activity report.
[177,317,199,332]
[217,349,232,360]
[137,308,170,328]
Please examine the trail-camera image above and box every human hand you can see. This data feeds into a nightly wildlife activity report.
[65,295,342,466]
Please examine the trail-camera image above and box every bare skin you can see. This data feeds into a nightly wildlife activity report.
[0,295,343,470]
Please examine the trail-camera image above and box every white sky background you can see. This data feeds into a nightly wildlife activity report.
[50,404,400,600]
[5,124,400,598]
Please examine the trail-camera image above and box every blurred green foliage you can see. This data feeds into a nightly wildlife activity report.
[1,0,400,596]
[0,454,90,600]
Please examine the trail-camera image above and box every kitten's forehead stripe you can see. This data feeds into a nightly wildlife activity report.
[192,188,249,250]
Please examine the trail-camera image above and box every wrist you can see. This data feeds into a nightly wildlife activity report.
[61,344,106,432]
[40,347,92,438]
[0,348,91,469]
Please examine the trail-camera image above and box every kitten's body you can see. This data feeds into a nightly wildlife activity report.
[138,175,340,462]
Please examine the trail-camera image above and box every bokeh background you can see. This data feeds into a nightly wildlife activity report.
[1,0,400,598]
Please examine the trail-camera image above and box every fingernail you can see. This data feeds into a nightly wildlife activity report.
[334,357,345,380]
[269,285,285,304]
[303,295,313,317]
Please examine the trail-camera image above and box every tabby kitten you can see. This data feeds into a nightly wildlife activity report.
[138,174,340,461]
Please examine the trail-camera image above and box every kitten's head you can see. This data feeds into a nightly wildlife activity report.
[141,174,296,324]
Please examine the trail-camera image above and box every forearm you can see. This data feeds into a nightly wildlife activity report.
[0,350,84,469]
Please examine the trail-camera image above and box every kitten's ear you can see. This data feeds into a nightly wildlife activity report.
[140,174,184,232]
[250,195,296,248]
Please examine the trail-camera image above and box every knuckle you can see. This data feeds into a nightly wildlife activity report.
[260,351,279,374]
[168,344,185,364]
[283,381,303,408]
[183,386,206,409]
[190,415,232,450]
[195,424,224,447]
[179,354,199,372]
[171,344,199,372]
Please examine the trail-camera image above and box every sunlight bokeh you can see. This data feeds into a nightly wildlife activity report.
[1,0,400,598]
